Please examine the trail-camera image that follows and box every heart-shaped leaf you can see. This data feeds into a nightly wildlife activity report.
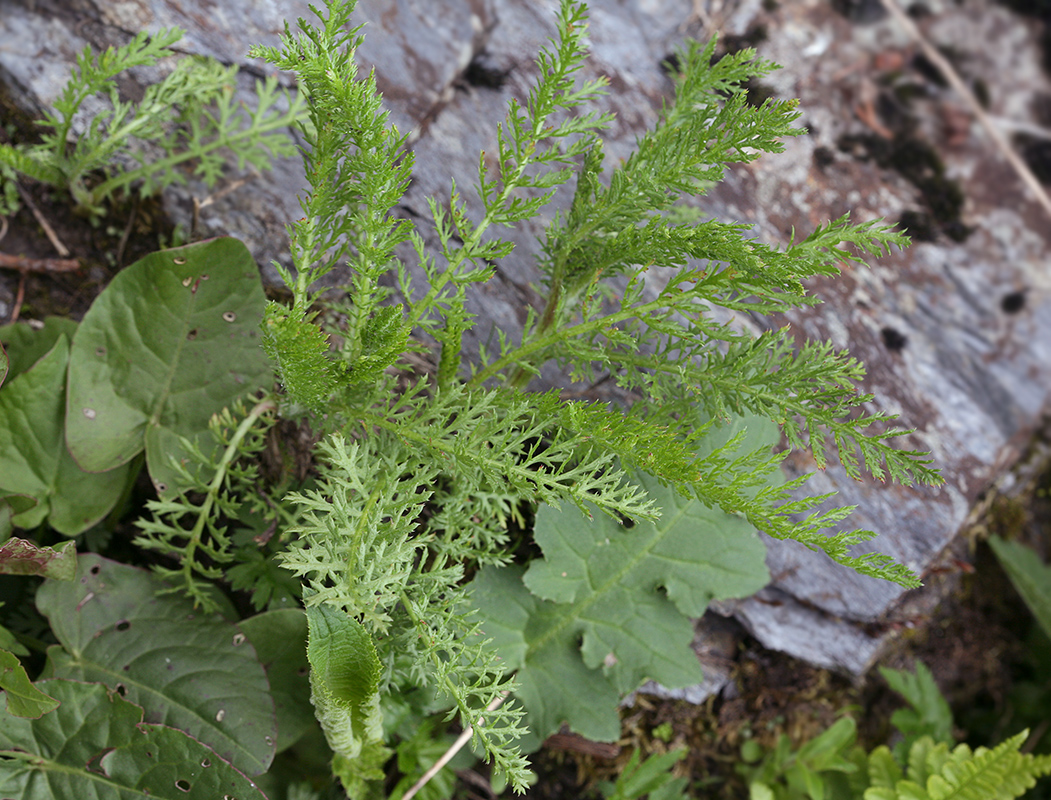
[0,316,78,381]
[0,337,130,534]
[36,554,276,775]
[0,679,269,799]
[65,237,271,496]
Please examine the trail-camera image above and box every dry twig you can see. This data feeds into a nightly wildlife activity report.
[402,692,509,800]
[16,184,70,257]
[880,0,1051,221]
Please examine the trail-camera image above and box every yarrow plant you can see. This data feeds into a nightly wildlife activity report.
[0,27,304,219]
[0,0,949,797]
[242,0,938,790]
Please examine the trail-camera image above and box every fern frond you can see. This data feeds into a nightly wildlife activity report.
[864,732,1051,800]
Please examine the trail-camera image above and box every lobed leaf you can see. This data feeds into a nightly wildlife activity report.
[470,445,770,742]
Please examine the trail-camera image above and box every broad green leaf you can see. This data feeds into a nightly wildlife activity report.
[0,615,28,656]
[470,564,623,746]
[0,650,58,718]
[749,783,775,800]
[0,538,76,580]
[471,447,769,742]
[36,553,276,775]
[239,609,313,753]
[305,604,383,762]
[0,316,78,381]
[65,237,271,497]
[0,337,130,535]
[989,536,1051,643]
[0,679,269,799]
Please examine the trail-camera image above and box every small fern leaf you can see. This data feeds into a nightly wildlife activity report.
[925,732,1051,800]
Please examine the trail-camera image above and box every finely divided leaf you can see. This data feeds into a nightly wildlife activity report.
[65,238,271,497]
[0,679,269,800]
[36,554,276,776]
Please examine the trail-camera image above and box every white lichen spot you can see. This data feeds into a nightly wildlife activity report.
[83,408,96,420]
[222,311,237,322]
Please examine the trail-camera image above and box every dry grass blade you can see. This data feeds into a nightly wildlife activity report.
[880,0,1051,221]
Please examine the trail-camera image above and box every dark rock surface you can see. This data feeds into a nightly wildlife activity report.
[3,0,1050,679]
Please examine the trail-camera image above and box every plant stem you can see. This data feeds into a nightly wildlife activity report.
[178,397,276,603]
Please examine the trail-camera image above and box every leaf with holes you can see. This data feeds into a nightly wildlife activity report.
[0,679,269,799]
[0,336,131,535]
[470,417,774,743]
[35,553,276,776]
[64,237,271,497]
